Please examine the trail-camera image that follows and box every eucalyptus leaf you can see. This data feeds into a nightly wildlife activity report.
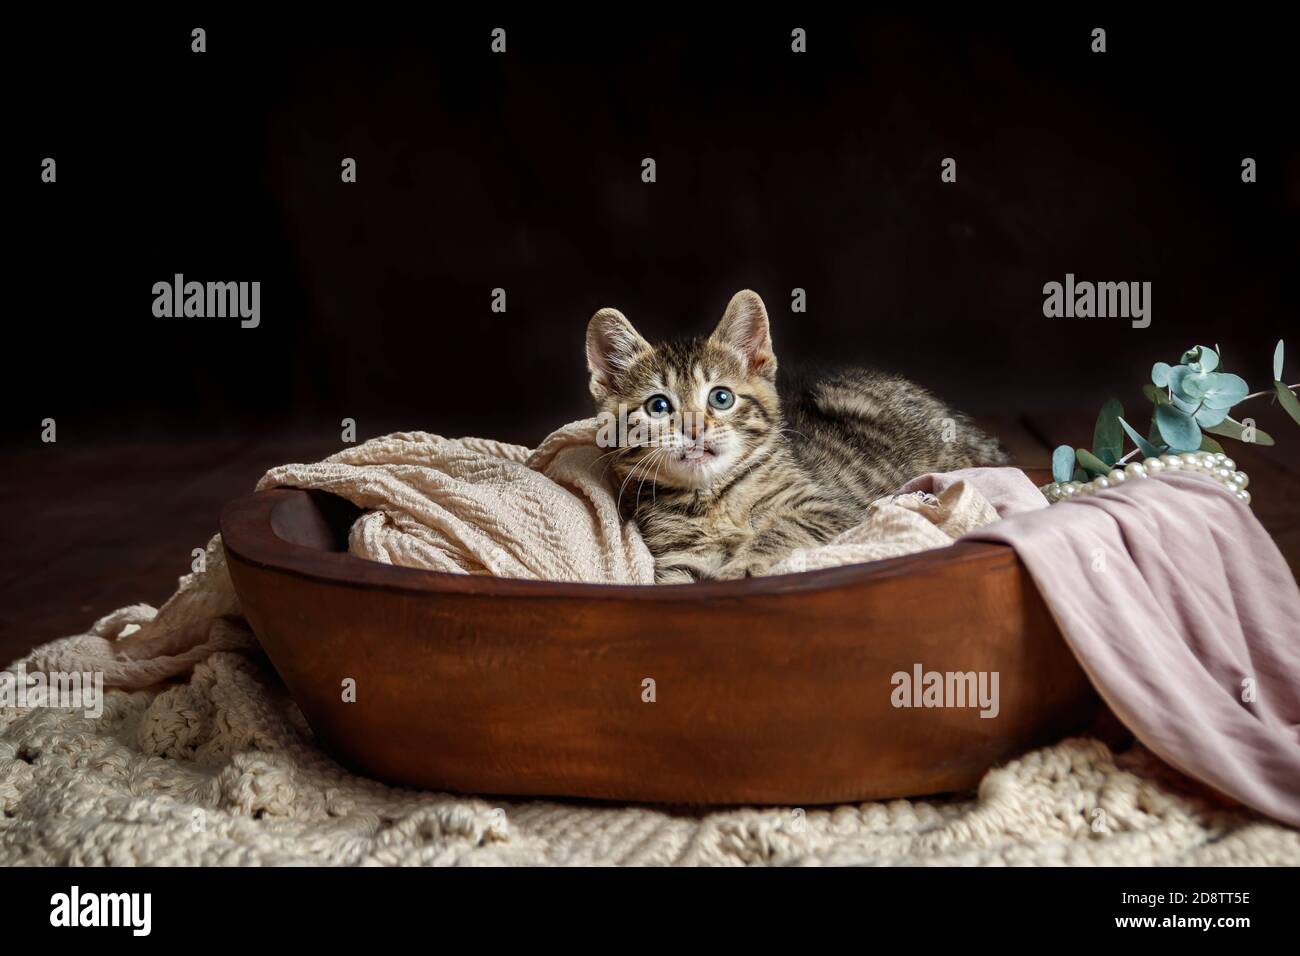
[1167,365,1200,402]
[1141,383,1169,406]
[1276,381,1300,428]
[1199,435,1225,454]
[1155,402,1202,452]
[1179,346,1219,372]
[1200,372,1249,409]
[1151,362,1172,388]
[1075,448,1112,479]
[1179,370,1213,400]
[1193,403,1230,428]
[1275,340,1285,383]
[1118,416,1163,459]
[1204,416,1275,446]
[1051,444,1075,483]
[1092,398,1124,465]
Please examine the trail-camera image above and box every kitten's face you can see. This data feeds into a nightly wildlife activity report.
[586,290,779,493]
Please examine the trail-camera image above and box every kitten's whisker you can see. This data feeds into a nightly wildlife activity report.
[636,448,668,504]
[594,439,672,485]
[591,446,634,476]
[592,436,674,469]
[649,448,669,504]
[616,449,661,514]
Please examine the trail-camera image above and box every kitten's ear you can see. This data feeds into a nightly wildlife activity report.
[586,307,651,399]
[710,290,776,376]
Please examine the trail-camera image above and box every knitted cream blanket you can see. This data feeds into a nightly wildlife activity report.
[3,641,1296,864]
[3,426,1298,864]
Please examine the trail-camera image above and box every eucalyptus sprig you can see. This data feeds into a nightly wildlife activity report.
[1051,339,1300,484]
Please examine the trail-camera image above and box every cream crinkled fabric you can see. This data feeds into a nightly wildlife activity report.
[258,422,656,583]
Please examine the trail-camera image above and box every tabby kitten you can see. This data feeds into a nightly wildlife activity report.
[586,290,1007,583]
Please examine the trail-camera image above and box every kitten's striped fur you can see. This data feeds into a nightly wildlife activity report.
[586,290,1007,583]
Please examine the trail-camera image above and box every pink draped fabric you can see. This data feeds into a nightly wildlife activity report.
[901,467,1300,827]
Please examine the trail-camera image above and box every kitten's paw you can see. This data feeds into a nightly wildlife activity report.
[716,559,773,580]
[654,566,700,585]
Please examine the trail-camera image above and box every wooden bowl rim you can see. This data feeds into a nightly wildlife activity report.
[220,467,1049,602]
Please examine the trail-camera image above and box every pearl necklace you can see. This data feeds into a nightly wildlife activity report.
[1040,450,1252,506]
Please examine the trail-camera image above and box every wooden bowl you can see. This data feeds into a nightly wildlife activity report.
[220,468,1099,805]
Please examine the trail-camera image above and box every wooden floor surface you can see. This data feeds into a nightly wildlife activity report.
[2,408,1297,667]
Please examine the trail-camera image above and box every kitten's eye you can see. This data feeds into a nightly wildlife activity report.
[644,394,674,418]
[708,387,736,410]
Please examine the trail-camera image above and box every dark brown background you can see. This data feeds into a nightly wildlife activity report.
[5,11,1298,657]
